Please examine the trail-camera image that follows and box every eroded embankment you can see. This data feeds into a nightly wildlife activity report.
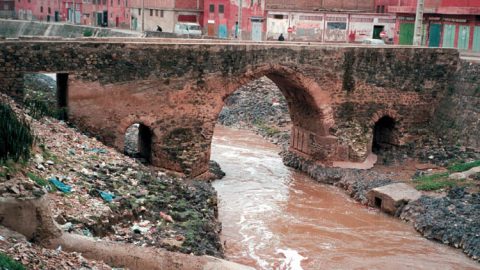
[0,93,252,269]
[282,151,480,261]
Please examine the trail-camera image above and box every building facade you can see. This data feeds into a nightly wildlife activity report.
[129,0,203,32]
[266,11,396,42]
[16,0,62,21]
[382,0,480,51]
[0,0,15,18]
[265,0,394,42]
[203,0,266,40]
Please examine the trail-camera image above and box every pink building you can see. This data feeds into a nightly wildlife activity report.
[203,0,266,40]
[16,0,62,21]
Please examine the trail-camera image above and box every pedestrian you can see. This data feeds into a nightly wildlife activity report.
[278,33,285,41]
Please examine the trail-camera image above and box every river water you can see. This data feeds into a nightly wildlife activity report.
[211,126,480,270]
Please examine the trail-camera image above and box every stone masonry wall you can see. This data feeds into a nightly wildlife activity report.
[432,61,480,150]
[0,39,459,176]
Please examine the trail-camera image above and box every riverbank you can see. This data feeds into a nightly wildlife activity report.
[0,93,244,269]
[282,150,480,261]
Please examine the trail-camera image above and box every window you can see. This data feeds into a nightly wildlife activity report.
[102,0,106,5]
[118,0,120,5]
[150,9,153,16]
[138,8,141,15]
[40,6,43,13]
[381,5,385,13]
[209,4,214,12]
[48,7,51,14]
[160,10,163,17]
[376,5,380,13]
[219,4,224,13]
[155,10,158,16]
[111,0,113,5]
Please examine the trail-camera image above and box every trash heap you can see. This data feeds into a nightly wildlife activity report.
[0,93,224,268]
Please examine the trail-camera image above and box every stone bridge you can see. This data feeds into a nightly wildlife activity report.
[0,39,459,177]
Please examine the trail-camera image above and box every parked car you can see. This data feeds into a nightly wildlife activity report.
[174,23,202,36]
[361,38,386,45]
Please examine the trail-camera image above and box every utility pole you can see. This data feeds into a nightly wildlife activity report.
[141,0,145,32]
[412,0,425,46]
[238,0,242,40]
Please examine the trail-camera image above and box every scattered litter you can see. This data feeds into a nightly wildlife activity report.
[48,178,72,193]
[99,190,115,202]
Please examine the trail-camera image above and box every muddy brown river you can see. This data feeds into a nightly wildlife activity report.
[211,126,480,270]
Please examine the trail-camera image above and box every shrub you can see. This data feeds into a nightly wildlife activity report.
[83,29,93,37]
[24,96,66,120]
[0,103,34,163]
[0,252,26,270]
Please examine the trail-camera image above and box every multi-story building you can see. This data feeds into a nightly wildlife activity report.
[381,0,480,51]
[16,0,62,21]
[129,0,203,32]
[203,0,266,40]
[0,0,15,19]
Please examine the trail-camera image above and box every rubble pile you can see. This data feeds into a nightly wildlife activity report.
[0,93,223,268]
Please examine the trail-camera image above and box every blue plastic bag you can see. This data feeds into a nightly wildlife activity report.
[48,178,72,193]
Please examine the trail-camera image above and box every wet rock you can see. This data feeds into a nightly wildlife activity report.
[209,160,225,179]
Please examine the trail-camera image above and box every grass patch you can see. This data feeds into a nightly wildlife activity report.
[413,172,466,191]
[27,172,48,186]
[0,252,26,270]
[448,160,480,173]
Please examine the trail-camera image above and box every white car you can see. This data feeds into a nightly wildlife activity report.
[174,23,202,36]
[361,38,386,45]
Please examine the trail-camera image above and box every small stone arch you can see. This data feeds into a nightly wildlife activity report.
[370,111,401,154]
[122,121,154,163]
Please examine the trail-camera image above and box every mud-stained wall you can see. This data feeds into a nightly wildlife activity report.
[0,39,459,176]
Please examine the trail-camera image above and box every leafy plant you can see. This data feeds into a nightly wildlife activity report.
[0,252,26,270]
[0,103,34,163]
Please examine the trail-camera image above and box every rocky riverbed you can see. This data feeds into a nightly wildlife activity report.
[0,93,224,268]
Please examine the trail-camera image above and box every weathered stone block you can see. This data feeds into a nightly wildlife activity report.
[367,183,421,215]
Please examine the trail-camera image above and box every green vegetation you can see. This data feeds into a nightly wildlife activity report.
[0,252,26,270]
[448,160,480,172]
[413,172,458,191]
[27,172,48,186]
[83,29,94,37]
[413,160,480,191]
[24,96,67,120]
[0,103,34,164]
